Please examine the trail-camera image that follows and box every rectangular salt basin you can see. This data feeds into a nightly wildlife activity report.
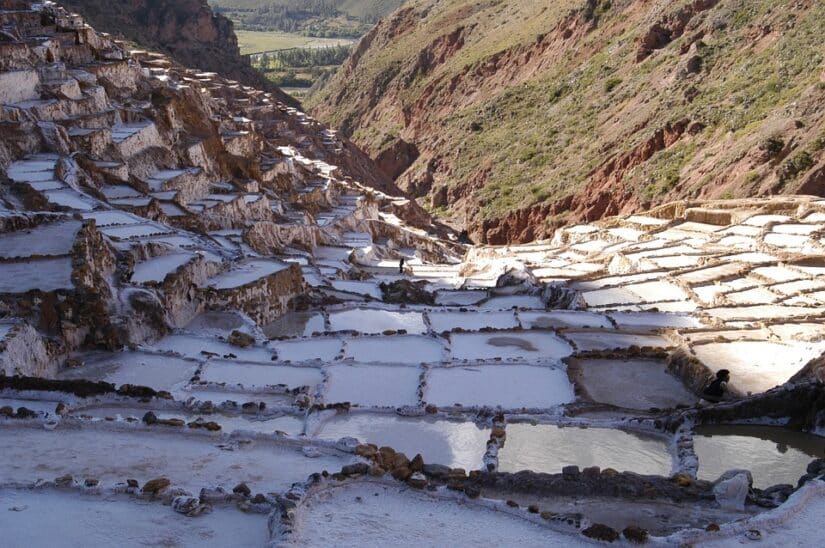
[0,257,73,293]
[324,364,420,407]
[606,312,704,330]
[131,253,194,284]
[582,287,643,307]
[209,259,290,289]
[73,406,305,436]
[0,424,348,494]
[498,423,673,476]
[330,280,383,299]
[434,290,486,306]
[263,312,326,338]
[573,358,696,410]
[425,365,574,409]
[694,425,825,488]
[0,220,81,258]
[692,341,825,394]
[328,309,426,334]
[271,338,342,362]
[0,490,270,548]
[286,482,587,548]
[150,335,275,363]
[58,351,198,392]
[200,360,322,391]
[428,311,518,332]
[316,414,490,470]
[518,310,613,330]
[479,295,545,310]
[345,335,445,364]
[565,331,673,352]
[450,332,572,362]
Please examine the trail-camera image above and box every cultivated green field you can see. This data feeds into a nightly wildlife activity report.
[236,30,355,54]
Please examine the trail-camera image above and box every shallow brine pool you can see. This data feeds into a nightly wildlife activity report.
[693,424,825,489]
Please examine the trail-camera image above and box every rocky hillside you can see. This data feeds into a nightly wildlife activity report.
[310,0,825,243]
[60,0,295,104]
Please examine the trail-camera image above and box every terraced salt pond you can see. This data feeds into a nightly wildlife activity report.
[498,424,673,476]
[316,414,490,470]
[328,309,427,334]
[263,311,325,338]
[0,424,349,493]
[286,482,587,547]
[425,365,574,409]
[450,332,572,361]
[324,364,420,407]
[0,490,269,548]
[694,425,825,489]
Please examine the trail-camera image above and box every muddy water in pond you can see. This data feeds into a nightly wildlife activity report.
[263,311,325,338]
[498,424,673,476]
[488,336,538,352]
[694,425,825,488]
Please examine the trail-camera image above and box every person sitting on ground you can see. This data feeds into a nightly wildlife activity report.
[399,257,405,275]
[701,369,731,404]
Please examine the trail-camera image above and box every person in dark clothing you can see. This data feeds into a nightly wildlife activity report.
[702,369,731,404]
[399,257,405,275]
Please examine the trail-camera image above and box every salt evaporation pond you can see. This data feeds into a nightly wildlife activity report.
[285,482,588,547]
[328,308,427,334]
[263,311,325,338]
[428,310,518,332]
[324,364,420,407]
[498,424,673,476]
[573,358,696,410]
[693,425,825,489]
[0,490,270,548]
[0,424,348,494]
[58,352,197,392]
[479,295,545,310]
[426,365,574,409]
[450,332,572,361]
[72,406,305,436]
[317,414,489,470]
[344,335,444,364]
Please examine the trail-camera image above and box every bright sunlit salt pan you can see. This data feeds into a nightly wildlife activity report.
[425,365,574,408]
[324,364,420,407]
[450,332,572,361]
[200,360,322,391]
[328,309,426,334]
[428,310,518,332]
[316,414,489,470]
[344,335,445,364]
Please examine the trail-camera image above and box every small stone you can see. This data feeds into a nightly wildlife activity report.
[0,406,13,417]
[562,465,580,479]
[84,478,99,487]
[55,474,73,487]
[391,466,412,481]
[491,427,506,439]
[601,468,618,478]
[142,411,158,425]
[142,477,171,495]
[251,494,267,504]
[448,468,467,479]
[127,479,139,488]
[705,523,720,532]
[540,511,556,520]
[302,446,322,458]
[15,407,36,418]
[55,403,68,415]
[368,466,385,477]
[233,482,251,497]
[582,466,600,478]
[463,485,481,499]
[355,444,378,458]
[172,495,208,516]
[425,404,437,414]
[506,500,519,508]
[228,330,255,348]
[528,505,539,514]
[583,523,620,542]
[672,473,692,487]
[623,526,649,544]
[422,463,450,479]
[331,473,346,481]
[407,472,427,489]
[342,463,370,476]
[410,454,424,472]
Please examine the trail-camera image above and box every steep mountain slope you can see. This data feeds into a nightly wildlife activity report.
[310,0,825,243]
[60,0,296,104]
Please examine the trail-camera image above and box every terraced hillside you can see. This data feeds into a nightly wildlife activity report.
[310,0,825,244]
